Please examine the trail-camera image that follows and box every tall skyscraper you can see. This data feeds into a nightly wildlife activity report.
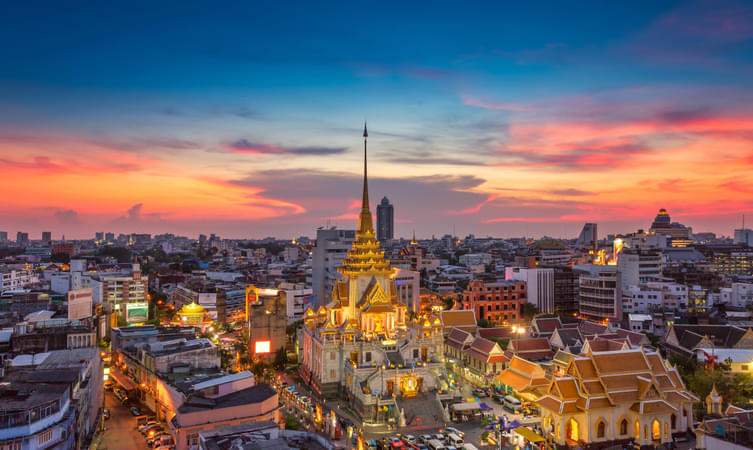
[0,231,7,242]
[95,231,104,241]
[376,196,394,241]
[42,231,52,242]
[16,232,29,245]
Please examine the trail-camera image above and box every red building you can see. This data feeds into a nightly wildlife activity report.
[52,242,76,257]
[461,279,526,325]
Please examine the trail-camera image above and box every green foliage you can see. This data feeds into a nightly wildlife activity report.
[441,296,455,311]
[117,316,128,327]
[51,252,71,264]
[487,337,509,349]
[481,431,489,442]
[251,360,272,379]
[477,318,493,328]
[520,303,540,320]
[673,353,753,411]
[97,246,132,263]
[285,415,301,430]
[273,347,288,369]
[286,320,302,339]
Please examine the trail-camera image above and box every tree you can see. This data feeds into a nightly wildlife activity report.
[273,347,288,369]
[477,318,493,328]
[286,320,302,342]
[51,252,71,264]
[285,415,302,430]
[97,246,132,263]
[520,303,540,321]
[441,296,455,311]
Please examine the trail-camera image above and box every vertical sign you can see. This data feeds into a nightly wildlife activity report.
[245,285,257,321]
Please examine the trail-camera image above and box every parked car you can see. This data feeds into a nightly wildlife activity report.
[420,435,433,444]
[137,416,155,426]
[103,409,110,420]
[137,420,158,431]
[472,388,488,398]
[141,424,162,435]
[403,435,416,444]
[492,394,505,404]
[130,406,142,416]
[147,432,169,446]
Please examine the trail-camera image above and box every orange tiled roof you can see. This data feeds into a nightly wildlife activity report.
[537,396,563,413]
[499,369,533,391]
[591,350,650,374]
[440,310,477,327]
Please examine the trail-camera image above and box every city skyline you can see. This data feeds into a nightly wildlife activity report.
[2,1,753,238]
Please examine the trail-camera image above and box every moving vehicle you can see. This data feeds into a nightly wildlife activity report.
[103,409,110,420]
[420,435,433,444]
[492,394,505,404]
[503,395,522,413]
[130,406,142,416]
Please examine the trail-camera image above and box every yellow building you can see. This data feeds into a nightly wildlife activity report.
[536,347,698,448]
[176,301,212,331]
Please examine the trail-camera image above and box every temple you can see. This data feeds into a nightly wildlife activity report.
[536,347,698,448]
[299,125,444,425]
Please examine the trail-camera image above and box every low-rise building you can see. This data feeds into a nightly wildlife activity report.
[461,279,526,326]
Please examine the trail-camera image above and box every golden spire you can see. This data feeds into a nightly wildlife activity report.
[358,122,374,235]
[338,124,391,276]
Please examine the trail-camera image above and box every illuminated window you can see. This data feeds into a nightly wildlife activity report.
[254,340,271,353]
[635,421,640,439]
[652,420,661,440]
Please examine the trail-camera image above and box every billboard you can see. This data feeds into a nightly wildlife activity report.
[126,302,149,323]
[68,287,93,320]
[245,285,257,321]
[254,340,271,354]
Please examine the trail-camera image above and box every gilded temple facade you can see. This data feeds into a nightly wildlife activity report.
[299,126,444,423]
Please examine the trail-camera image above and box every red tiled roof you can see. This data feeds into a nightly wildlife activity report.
[534,317,562,333]
[511,337,551,352]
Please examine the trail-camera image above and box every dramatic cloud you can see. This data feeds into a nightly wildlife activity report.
[229,139,346,156]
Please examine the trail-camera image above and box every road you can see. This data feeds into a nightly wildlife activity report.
[95,391,152,450]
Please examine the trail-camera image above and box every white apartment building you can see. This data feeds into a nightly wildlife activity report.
[1,268,39,292]
[458,253,492,266]
[282,288,314,322]
[506,266,555,314]
[719,283,753,307]
[575,265,622,322]
[622,285,663,314]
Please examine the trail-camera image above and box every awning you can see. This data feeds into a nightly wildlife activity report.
[110,368,138,390]
[451,401,480,412]
[479,402,493,411]
[513,426,544,443]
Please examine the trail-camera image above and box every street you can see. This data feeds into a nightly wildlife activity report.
[94,390,152,450]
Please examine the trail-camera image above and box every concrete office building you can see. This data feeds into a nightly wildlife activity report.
[576,265,622,322]
[310,228,355,306]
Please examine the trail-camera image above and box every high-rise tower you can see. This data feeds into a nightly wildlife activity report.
[376,196,394,242]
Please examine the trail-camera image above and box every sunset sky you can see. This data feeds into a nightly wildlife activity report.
[1,1,753,239]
